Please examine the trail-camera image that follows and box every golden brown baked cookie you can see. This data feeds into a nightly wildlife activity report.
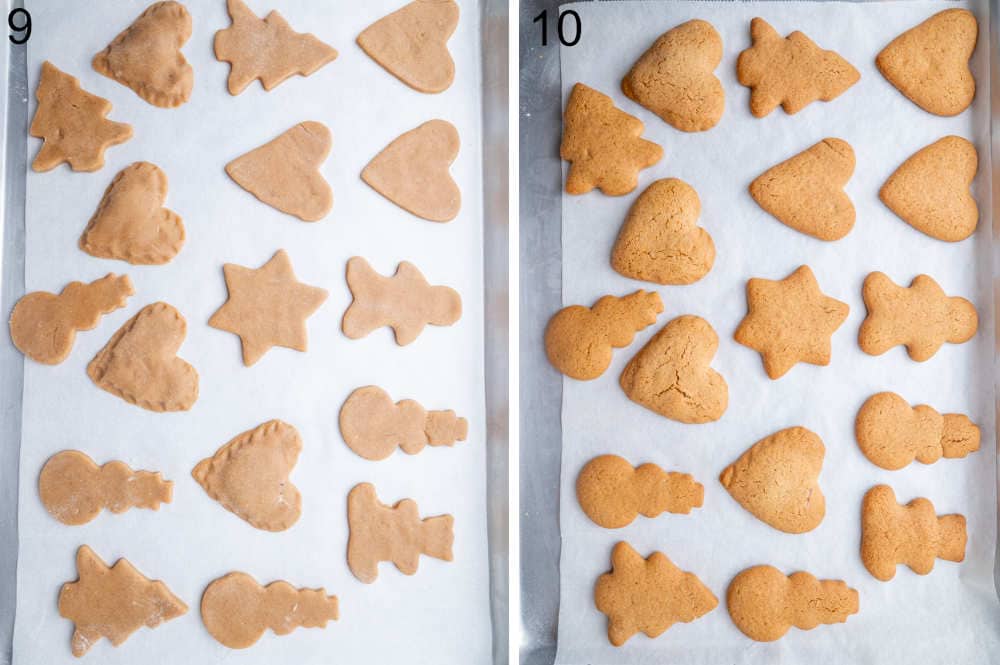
[734,265,849,379]
[621,19,724,132]
[720,426,825,534]
[855,392,980,470]
[619,315,728,424]
[576,454,703,528]
[201,572,338,649]
[215,0,338,95]
[30,61,132,172]
[727,565,859,642]
[545,290,663,380]
[9,273,133,365]
[750,138,855,240]
[594,541,717,646]
[876,9,978,116]
[92,1,193,108]
[737,17,859,117]
[560,83,663,196]
[611,178,714,285]
[861,485,966,581]
[59,545,187,657]
[859,272,977,361]
[879,135,978,242]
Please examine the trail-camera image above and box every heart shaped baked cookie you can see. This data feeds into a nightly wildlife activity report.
[87,302,198,412]
[620,315,728,424]
[611,178,714,285]
[621,19,724,132]
[362,119,460,222]
[720,426,825,534]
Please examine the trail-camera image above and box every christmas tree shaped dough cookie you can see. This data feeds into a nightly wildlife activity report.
[201,572,338,649]
[59,546,187,657]
[226,121,333,221]
[9,273,133,365]
[80,162,185,265]
[92,1,193,108]
[561,83,663,196]
[357,0,459,93]
[30,61,132,172]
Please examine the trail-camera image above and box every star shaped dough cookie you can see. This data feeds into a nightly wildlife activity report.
[209,250,328,366]
[734,265,848,379]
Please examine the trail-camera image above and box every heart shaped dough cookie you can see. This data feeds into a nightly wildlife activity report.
[87,302,198,412]
[611,178,714,285]
[720,426,825,534]
[361,119,460,222]
[620,315,728,424]
[621,19,724,132]
[876,9,978,117]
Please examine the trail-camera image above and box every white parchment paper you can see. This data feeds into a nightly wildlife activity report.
[13,1,491,664]
[556,2,999,663]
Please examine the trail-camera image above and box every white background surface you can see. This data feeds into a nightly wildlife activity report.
[13,1,491,664]
[556,2,999,664]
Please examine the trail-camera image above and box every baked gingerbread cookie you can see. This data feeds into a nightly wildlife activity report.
[737,17,859,117]
[879,136,978,242]
[611,178,714,285]
[621,19,724,132]
[750,138,855,240]
[877,9,978,116]
[859,272,977,361]
[560,83,663,196]
[734,265,849,379]
[545,290,663,380]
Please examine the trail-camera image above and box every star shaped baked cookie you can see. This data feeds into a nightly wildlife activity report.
[209,250,328,366]
[734,265,848,379]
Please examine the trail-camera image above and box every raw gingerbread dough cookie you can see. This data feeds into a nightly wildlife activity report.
[92,1,193,108]
[859,272,977,361]
[361,119,461,222]
[727,565,859,642]
[619,315,728,424]
[339,385,467,461]
[9,273,133,365]
[720,426,826,534]
[39,450,172,526]
[215,0,338,95]
[576,454,703,529]
[30,61,132,172]
[611,178,715,285]
[595,541,717,646]
[737,17,859,117]
[861,485,966,581]
[855,392,980,471]
[560,82,663,196]
[876,9,978,116]
[87,302,199,412]
[208,249,328,366]
[79,162,185,265]
[621,19,724,132]
[750,138,855,240]
[347,482,454,583]
[357,0,459,93]
[879,135,978,242]
[226,121,333,221]
[192,419,302,532]
[342,256,461,345]
[544,290,663,380]
[59,545,187,657]
[734,265,849,379]
[201,572,338,649]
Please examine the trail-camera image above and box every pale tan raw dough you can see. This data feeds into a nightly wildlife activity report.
[361,119,461,222]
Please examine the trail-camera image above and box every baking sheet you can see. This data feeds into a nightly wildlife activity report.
[11,1,492,664]
[555,2,999,663]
